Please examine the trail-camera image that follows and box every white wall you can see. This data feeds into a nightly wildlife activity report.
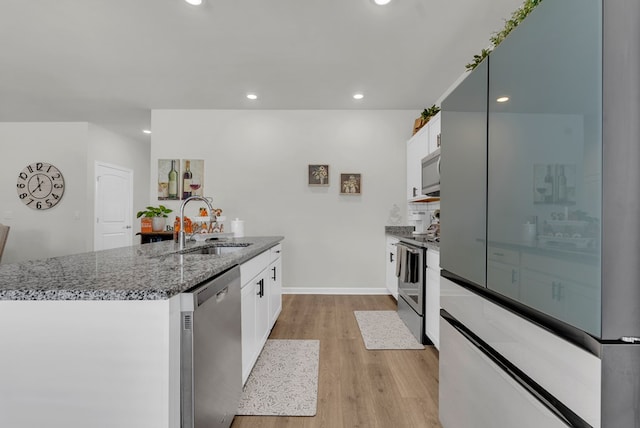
[0,122,151,264]
[0,123,91,263]
[151,110,415,291]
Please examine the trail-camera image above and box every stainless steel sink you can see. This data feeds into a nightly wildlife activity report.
[180,243,251,255]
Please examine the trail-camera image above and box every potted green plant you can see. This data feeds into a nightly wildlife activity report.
[414,105,441,134]
[136,205,173,232]
[465,0,543,71]
[421,105,441,122]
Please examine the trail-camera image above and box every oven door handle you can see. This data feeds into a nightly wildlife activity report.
[395,245,405,279]
[398,245,419,255]
[396,244,420,283]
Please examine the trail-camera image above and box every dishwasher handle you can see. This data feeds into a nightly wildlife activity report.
[187,265,240,308]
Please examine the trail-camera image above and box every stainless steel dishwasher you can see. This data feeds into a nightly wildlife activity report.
[181,265,242,428]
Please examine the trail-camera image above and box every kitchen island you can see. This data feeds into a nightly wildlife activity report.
[0,236,283,428]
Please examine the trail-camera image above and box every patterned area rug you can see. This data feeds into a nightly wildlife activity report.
[237,339,319,416]
[354,310,425,350]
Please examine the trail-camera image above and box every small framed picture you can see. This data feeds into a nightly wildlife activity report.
[308,164,329,186]
[340,173,361,195]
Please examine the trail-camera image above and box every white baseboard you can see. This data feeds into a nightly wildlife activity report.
[283,287,390,295]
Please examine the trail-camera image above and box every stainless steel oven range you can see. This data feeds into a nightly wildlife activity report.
[395,239,431,345]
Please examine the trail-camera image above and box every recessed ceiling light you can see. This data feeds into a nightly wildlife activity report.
[496,96,510,103]
[373,0,392,5]
[247,93,258,100]
[353,93,364,100]
[184,0,203,5]
[142,129,152,134]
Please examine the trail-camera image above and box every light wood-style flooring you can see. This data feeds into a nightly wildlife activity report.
[231,294,442,428]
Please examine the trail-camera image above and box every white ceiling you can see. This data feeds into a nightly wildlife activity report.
[0,0,523,142]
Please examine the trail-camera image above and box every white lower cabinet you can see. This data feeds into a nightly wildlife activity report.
[425,249,440,349]
[385,236,399,299]
[240,244,283,385]
[241,277,258,384]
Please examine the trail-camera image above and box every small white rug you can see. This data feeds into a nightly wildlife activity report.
[354,310,425,350]
[237,339,319,416]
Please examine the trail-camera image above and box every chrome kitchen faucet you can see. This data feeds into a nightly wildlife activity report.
[178,196,215,250]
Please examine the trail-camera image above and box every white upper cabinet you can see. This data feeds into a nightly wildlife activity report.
[407,112,441,201]
[427,113,441,154]
[407,125,428,199]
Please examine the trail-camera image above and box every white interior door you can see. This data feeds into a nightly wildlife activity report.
[94,162,133,251]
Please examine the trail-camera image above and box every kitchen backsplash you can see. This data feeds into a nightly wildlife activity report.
[408,201,440,223]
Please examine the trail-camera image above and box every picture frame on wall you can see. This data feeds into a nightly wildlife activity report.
[340,173,361,195]
[308,164,329,186]
[181,159,204,199]
[158,159,180,200]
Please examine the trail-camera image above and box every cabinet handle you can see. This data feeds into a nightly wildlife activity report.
[257,278,265,297]
[493,252,505,257]
[413,187,418,197]
[272,266,277,281]
[390,252,394,263]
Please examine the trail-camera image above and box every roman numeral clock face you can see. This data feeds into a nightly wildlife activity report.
[16,162,65,210]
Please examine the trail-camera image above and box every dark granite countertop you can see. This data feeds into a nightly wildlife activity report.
[0,236,283,301]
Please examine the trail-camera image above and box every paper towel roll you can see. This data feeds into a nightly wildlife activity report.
[231,218,244,238]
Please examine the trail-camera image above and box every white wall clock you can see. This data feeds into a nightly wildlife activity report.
[16,162,65,210]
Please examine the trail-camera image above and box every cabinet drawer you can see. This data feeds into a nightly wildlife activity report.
[240,251,271,287]
[487,246,519,265]
[270,243,282,263]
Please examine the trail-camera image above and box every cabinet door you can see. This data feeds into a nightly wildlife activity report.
[425,266,440,349]
[255,272,270,350]
[487,260,520,301]
[385,237,399,299]
[427,113,441,154]
[406,127,429,199]
[268,257,282,328]
[241,281,257,384]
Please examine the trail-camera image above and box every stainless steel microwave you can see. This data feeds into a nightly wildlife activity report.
[421,149,441,196]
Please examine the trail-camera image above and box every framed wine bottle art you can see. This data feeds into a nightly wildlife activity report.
[181,159,204,199]
[158,159,180,200]
[157,159,205,200]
